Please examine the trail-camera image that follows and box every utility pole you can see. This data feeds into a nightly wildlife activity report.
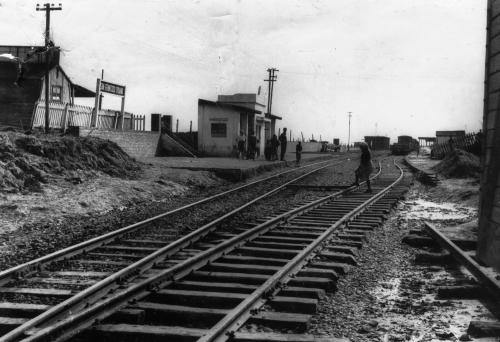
[347,112,352,151]
[99,69,104,110]
[36,3,62,134]
[264,68,279,115]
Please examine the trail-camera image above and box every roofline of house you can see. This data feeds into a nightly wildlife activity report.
[198,99,262,114]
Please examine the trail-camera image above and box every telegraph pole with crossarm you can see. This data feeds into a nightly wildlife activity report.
[36,3,62,133]
[264,68,279,116]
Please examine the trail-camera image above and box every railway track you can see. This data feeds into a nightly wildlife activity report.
[0,158,412,342]
[0,157,353,341]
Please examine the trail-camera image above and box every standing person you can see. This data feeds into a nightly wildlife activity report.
[448,137,455,152]
[279,128,288,161]
[352,142,374,193]
[271,134,280,161]
[295,141,302,166]
[247,131,257,160]
[237,130,246,159]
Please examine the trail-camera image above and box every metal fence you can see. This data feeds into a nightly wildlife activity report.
[31,101,146,131]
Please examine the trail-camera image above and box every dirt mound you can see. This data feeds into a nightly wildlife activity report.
[0,132,141,192]
[432,149,481,179]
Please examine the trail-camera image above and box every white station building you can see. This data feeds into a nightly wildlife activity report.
[197,93,281,157]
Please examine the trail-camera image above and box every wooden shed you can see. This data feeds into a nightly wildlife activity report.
[0,45,94,129]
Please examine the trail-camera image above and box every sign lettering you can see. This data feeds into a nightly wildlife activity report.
[100,80,126,96]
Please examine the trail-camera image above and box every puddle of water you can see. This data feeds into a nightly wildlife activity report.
[403,199,476,221]
[370,267,498,342]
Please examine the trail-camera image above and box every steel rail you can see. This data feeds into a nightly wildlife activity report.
[15,162,384,342]
[0,157,337,286]
[198,160,404,342]
[1,159,342,342]
[424,221,500,301]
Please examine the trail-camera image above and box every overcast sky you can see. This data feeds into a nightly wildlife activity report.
[1,0,487,142]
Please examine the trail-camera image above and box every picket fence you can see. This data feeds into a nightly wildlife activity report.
[31,101,146,131]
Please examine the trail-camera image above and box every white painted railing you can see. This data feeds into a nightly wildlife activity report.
[31,101,146,131]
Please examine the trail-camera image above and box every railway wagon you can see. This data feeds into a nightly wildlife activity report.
[391,135,419,155]
[364,136,390,150]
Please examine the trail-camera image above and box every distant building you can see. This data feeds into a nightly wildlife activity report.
[197,93,281,157]
[435,130,465,144]
[364,136,390,150]
[418,136,436,147]
[0,45,94,129]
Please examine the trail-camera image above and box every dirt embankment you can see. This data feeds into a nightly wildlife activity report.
[432,149,481,179]
[0,131,141,192]
[0,131,226,234]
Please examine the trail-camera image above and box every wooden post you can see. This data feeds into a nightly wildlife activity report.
[190,120,192,133]
[113,112,119,129]
[176,119,179,133]
[289,130,292,141]
[91,78,101,128]
[119,93,126,131]
[130,114,134,130]
[61,103,69,132]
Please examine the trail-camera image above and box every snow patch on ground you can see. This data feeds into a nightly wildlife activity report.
[403,199,476,221]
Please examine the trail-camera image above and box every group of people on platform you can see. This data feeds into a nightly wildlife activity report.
[236,127,302,165]
[237,128,374,192]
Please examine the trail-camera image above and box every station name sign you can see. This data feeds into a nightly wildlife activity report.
[100,80,125,96]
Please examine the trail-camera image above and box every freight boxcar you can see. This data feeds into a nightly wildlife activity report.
[391,135,419,155]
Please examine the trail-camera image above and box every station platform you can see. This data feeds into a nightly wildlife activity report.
[140,152,337,180]
[405,153,440,185]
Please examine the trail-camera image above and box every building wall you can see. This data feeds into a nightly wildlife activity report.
[80,129,160,159]
[478,0,500,271]
[198,103,240,156]
[287,141,323,154]
[255,120,269,156]
[435,131,466,144]
[39,67,72,105]
[0,63,72,129]
[0,61,41,128]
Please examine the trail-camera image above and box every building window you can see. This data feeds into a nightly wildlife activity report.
[211,123,227,138]
[51,85,62,102]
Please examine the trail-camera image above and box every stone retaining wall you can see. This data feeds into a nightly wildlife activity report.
[80,129,160,159]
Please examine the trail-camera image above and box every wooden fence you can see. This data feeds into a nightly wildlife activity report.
[31,101,146,131]
[431,132,481,159]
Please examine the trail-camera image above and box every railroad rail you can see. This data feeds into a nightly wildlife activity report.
[424,222,500,301]
[406,223,500,339]
[0,157,350,341]
[0,159,411,342]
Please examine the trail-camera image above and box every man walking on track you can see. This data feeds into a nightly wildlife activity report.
[279,128,288,161]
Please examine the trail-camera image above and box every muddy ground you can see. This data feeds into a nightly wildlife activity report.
[308,171,489,341]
